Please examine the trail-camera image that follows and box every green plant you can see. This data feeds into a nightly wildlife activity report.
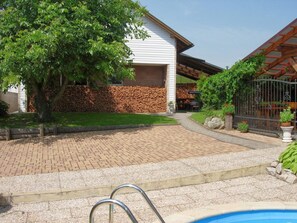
[199,55,265,109]
[280,107,294,123]
[237,121,249,133]
[222,104,235,115]
[0,100,9,116]
[279,142,297,174]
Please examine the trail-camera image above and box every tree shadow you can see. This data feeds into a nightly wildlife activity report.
[5,125,154,146]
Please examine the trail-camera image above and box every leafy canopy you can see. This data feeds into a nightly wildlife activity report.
[198,55,265,109]
[0,0,148,121]
[0,0,148,90]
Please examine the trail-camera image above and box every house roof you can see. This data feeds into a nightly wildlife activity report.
[146,13,194,53]
[244,18,297,79]
[176,53,223,80]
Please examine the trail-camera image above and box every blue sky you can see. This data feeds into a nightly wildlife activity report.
[139,0,297,68]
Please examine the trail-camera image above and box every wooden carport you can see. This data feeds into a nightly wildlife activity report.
[176,53,222,110]
[245,18,297,79]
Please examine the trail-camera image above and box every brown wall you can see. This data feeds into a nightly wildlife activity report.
[0,92,18,113]
[29,86,167,113]
[176,83,196,99]
[124,65,166,87]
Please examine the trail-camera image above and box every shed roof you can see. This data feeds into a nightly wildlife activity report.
[244,18,297,79]
[146,13,194,53]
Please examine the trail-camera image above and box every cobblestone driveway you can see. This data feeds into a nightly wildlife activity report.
[0,126,247,177]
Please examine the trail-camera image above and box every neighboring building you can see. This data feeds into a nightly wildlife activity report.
[4,13,222,113]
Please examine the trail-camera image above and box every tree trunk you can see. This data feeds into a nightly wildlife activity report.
[34,89,53,123]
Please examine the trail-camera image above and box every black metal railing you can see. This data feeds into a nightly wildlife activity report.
[234,77,297,135]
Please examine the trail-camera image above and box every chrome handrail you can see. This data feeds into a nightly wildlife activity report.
[109,184,165,223]
[89,198,138,223]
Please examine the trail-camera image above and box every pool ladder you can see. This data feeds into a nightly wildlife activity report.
[89,184,165,223]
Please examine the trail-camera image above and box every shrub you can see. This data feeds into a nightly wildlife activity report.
[280,107,294,123]
[279,142,297,174]
[237,121,249,133]
[222,104,235,115]
[0,100,9,116]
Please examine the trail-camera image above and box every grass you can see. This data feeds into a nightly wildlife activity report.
[0,112,177,129]
[191,110,224,124]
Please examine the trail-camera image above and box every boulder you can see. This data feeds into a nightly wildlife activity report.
[266,167,276,176]
[271,160,279,168]
[276,163,283,175]
[206,117,224,129]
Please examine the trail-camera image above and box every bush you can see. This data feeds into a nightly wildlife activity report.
[237,121,249,133]
[279,142,297,174]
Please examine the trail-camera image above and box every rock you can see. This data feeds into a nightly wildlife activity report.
[271,160,279,168]
[283,168,293,174]
[266,167,276,176]
[204,117,212,126]
[276,173,288,181]
[207,117,224,129]
[276,163,283,175]
[286,173,297,184]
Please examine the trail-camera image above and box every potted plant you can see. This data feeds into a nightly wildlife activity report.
[222,103,235,115]
[280,107,294,143]
[280,107,294,126]
[237,121,249,133]
[222,103,235,130]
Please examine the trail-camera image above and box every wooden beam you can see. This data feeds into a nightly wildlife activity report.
[263,26,297,56]
[289,57,297,72]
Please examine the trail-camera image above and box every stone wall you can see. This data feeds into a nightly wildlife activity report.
[29,86,167,113]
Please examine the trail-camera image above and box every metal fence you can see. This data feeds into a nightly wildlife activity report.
[234,77,297,135]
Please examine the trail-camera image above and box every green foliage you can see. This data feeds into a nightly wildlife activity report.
[0,100,9,116]
[0,0,148,121]
[222,103,235,115]
[199,55,265,109]
[237,121,249,133]
[280,107,294,123]
[279,142,297,174]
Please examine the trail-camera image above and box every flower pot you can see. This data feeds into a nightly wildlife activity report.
[281,122,291,127]
[281,126,294,143]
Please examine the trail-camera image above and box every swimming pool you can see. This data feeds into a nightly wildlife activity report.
[192,209,297,223]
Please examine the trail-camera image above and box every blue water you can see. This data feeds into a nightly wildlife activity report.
[192,210,297,223]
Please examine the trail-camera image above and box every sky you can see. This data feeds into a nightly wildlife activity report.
[139,0,297,68]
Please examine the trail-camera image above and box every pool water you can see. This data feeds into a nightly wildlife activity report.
[192,210,297,223]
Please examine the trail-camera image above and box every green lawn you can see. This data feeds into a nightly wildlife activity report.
[191,110,224,125]
[0,112,177,129]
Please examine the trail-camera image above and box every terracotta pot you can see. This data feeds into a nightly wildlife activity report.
[281,122,292,127]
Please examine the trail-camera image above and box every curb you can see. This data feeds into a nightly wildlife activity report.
[0,163,268,205]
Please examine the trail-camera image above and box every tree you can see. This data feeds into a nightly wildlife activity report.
[0,0,148,122]
[198,55,265,109]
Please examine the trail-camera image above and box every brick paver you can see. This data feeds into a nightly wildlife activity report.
[0,126,247,177]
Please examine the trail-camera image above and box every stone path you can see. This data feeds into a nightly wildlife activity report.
[173,113,280,149]
[0,112,290,223]
[0,125,247,177]
[1,174,295,223]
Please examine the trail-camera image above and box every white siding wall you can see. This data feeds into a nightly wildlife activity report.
[18,84,27,112]
[126,17,177,110]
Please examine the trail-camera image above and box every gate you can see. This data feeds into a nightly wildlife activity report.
[234,77,297,135]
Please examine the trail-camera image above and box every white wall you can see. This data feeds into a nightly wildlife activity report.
[18,84,27,112]
[126,17,177,109]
